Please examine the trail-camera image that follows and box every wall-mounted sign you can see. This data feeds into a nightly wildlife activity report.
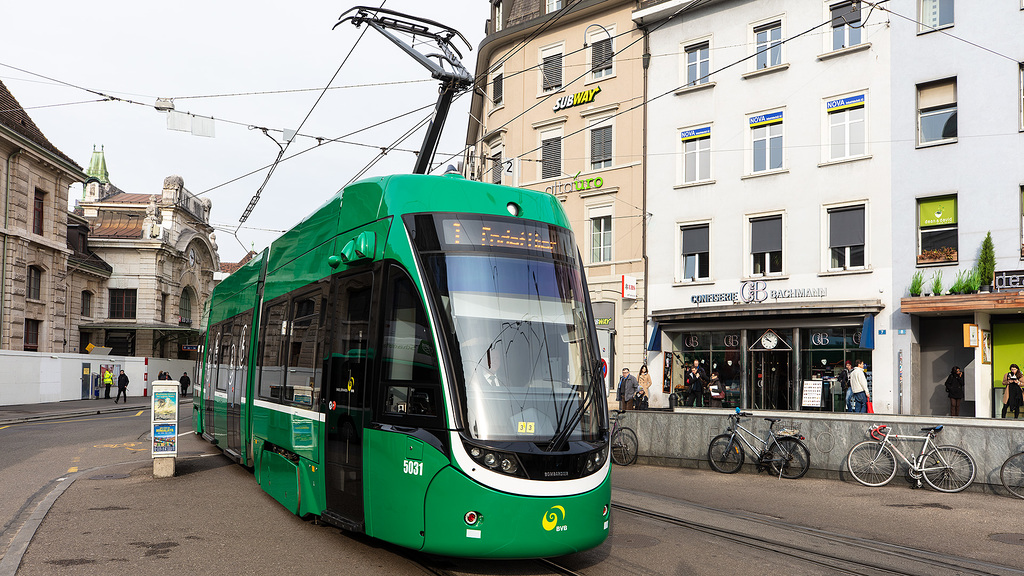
[552,86,601,112]
[826,94,865,111]
[691,281,827,305]
[680,127,711,142]
[919,196,956,227]
[994,269,1024,291]
[622,275,637,300]
[749,111,783,127]
[544,173,604,195]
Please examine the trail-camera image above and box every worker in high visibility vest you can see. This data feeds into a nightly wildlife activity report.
[103,370,113,399]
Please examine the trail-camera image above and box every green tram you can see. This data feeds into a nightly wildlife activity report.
[196,173,611,558]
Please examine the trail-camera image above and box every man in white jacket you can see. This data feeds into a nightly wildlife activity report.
[850,359,870,413]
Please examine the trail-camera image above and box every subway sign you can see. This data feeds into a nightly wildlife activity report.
[552,86,601,112]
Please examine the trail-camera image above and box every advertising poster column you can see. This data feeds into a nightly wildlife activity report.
[151,382,179,477]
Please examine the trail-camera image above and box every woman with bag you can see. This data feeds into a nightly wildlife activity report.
[944,366,965,417]
[707,370,726,408]
[1002,363,1024,419]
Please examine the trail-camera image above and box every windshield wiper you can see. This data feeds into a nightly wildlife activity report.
[545,356,602,452]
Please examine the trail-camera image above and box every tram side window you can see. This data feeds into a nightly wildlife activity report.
[259,301,288,400]
[381,269,440,418]
[217,320,234,392]
[285,292,325,407]
[205,329,219,393]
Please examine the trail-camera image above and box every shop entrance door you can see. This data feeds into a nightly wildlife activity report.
[752,351,791,410]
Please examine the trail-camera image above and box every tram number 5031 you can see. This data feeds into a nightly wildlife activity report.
[403,460,424,476]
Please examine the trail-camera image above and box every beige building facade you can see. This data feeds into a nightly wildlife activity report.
[466,0,648,398]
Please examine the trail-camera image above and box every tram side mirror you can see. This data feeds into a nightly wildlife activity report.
[339,231,376,264]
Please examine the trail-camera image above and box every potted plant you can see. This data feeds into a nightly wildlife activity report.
[978,232,995,292]
[909,270,924,297]
[930,271,943,296]
[966,266,982,294]
[948,269,968,295]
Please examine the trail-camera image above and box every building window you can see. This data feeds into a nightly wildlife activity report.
[685,42,710,85]
[591,37,613,79]
[754,21,782,69]
[541,133,562,179]
[918,78,957,145]
[591,215,612,263]
[24,319,40,352]
[180,289,193,325]
[590,125,612,170]
[682,127,712,183]
[161,294,168,322]
[751,113,784,173]
[81,291,92,317]
[828,95,866,160]
[33,190,44,235]
[681,224,710,281]
[492,71,503,107]
[920,0,953,30]
[490,150,503,184]
[1019,64,1024,132]
[828,206,866,270]
[751,215,783,276]
[831,1,862,50]
[109,288,137,319]
[546,0,562,13]
[541,47,563,92]
[918,196,958,264]
[27,266,42,300]
[494,1,503,32]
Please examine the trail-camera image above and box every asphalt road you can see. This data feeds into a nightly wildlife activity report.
[4,409,1024,575]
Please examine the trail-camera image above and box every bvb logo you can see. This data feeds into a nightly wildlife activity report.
[542,505,566,532]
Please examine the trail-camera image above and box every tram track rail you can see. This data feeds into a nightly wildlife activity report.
[612,500,1022,576]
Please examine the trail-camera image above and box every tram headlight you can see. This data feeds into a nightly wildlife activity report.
[470,447,482,458]
[484,453,498,468]
[500,457,518,474]
[463,440,527,478]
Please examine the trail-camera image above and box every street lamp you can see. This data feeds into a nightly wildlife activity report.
[582,23,613,49]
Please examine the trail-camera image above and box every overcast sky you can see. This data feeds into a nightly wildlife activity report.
[0,1,490,262]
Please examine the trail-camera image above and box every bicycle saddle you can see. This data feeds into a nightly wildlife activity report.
[765,418,781,423]
[920,425,943,433]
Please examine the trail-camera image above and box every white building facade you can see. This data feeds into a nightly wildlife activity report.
[636,0,895,412]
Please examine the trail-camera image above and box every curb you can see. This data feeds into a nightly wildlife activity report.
[0,399,193,426]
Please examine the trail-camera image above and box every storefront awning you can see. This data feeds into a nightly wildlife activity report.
[646,322,661,351]
[652,299,884,324]
[900,292,1024,316]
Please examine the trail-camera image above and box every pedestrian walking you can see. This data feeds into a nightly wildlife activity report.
[616,368,638,410]
[850,359,869,413]
[944,366,965,417]
[1002,363,1024,419]
[115,370,129,404]
[103,369,113,399]
[838,361,852,411]
[707,370,725,408]
[180,372,191,397]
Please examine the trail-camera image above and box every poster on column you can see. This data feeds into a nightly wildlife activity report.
[151,383,179,457]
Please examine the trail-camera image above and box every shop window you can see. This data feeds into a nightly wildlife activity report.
[591,215,612,264]
[27,266,42,300]
[591,37,613,79]
[919,0,953,30]
[750,215,783,276]
[754,21,782,69]
[381,268,440,418]
[81,291,92,317]
[541,131,562,179]
[685,42,709,85]
[750,113,784,173]
[828,95,865,160]
[918,78,957,145]
[33,190,45,235]
[680,224,710,281]
[682,127,711,183]
[828,205,866,270]
[831,1,862,50]
[918,196,958,264]
[24,319,40,351]
[541,46,563,92]
[108,289,137,319]
[590,125,612,170]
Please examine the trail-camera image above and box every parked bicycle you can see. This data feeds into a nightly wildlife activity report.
[707,408,810,479]
[610,409,638,466]
[1000,449,1024,499]
[847,424,976,492]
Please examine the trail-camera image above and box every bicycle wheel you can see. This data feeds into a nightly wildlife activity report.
[768,437,811,479]
[846,441,897,487]
[707,434,744,474]
[922,445,976,493]
[611,427,638,466]
[1000,452,1024,499]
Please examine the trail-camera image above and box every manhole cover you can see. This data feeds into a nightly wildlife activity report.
[89,473,130,480]
[990,533,1024,546]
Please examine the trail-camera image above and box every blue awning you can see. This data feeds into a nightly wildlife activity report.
[646,322,661,351]
[861,315,875,349]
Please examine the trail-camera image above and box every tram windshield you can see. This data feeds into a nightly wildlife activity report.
[409,213,605,445]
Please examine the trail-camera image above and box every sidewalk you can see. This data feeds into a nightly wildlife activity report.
[0,395,193,426]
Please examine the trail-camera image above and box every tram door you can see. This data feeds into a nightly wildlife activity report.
[325,272,374,528]
[752,352,791,410]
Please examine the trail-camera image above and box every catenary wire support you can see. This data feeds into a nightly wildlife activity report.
[335,6,474,174]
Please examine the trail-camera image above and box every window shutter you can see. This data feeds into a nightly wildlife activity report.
[592,39,612,72]
[542,53,562,91]
[492,73,503,105]
[831,1,861,26]
[682,225,710,254]
[829,206,865,247]
[541,137,561,179]
[491,152,502,184]
[751,217,782,253]
[918,79,956,109]
[591,126,612,164]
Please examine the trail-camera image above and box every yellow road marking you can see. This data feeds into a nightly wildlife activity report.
[135,410,144,416]
[0,425,9,431]
[0,411,147,429]
[67,467,78,473]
